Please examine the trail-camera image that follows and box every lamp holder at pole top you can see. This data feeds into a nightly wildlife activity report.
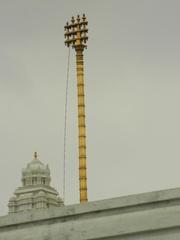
[64,14,88,50]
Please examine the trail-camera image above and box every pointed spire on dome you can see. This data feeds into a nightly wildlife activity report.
[33,151,38,160]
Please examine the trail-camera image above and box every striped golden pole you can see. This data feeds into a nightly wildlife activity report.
[64,14,88,202]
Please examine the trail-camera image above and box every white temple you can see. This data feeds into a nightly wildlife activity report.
[8,152,63,213]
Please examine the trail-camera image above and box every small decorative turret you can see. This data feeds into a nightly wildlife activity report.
[8,152,63,214]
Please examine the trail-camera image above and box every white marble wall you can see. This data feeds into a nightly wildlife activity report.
[1,187,180,240]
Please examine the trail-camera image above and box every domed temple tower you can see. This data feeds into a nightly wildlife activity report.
[8,152,63,213]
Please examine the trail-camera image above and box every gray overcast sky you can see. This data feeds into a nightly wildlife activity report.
[0,0,180,215]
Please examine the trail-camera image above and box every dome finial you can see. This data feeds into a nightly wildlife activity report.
[33,151,38,160]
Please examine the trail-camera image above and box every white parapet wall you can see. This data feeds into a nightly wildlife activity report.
[1,187,180,240]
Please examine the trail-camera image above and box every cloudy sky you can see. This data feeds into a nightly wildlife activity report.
[0,0,180,215]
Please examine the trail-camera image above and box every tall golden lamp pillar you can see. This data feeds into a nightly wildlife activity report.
[64,14,88,203]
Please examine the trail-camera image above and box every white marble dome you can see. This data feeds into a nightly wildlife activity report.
[22,152,50,176]
[8,152,64,214]
[21,152,51,187]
